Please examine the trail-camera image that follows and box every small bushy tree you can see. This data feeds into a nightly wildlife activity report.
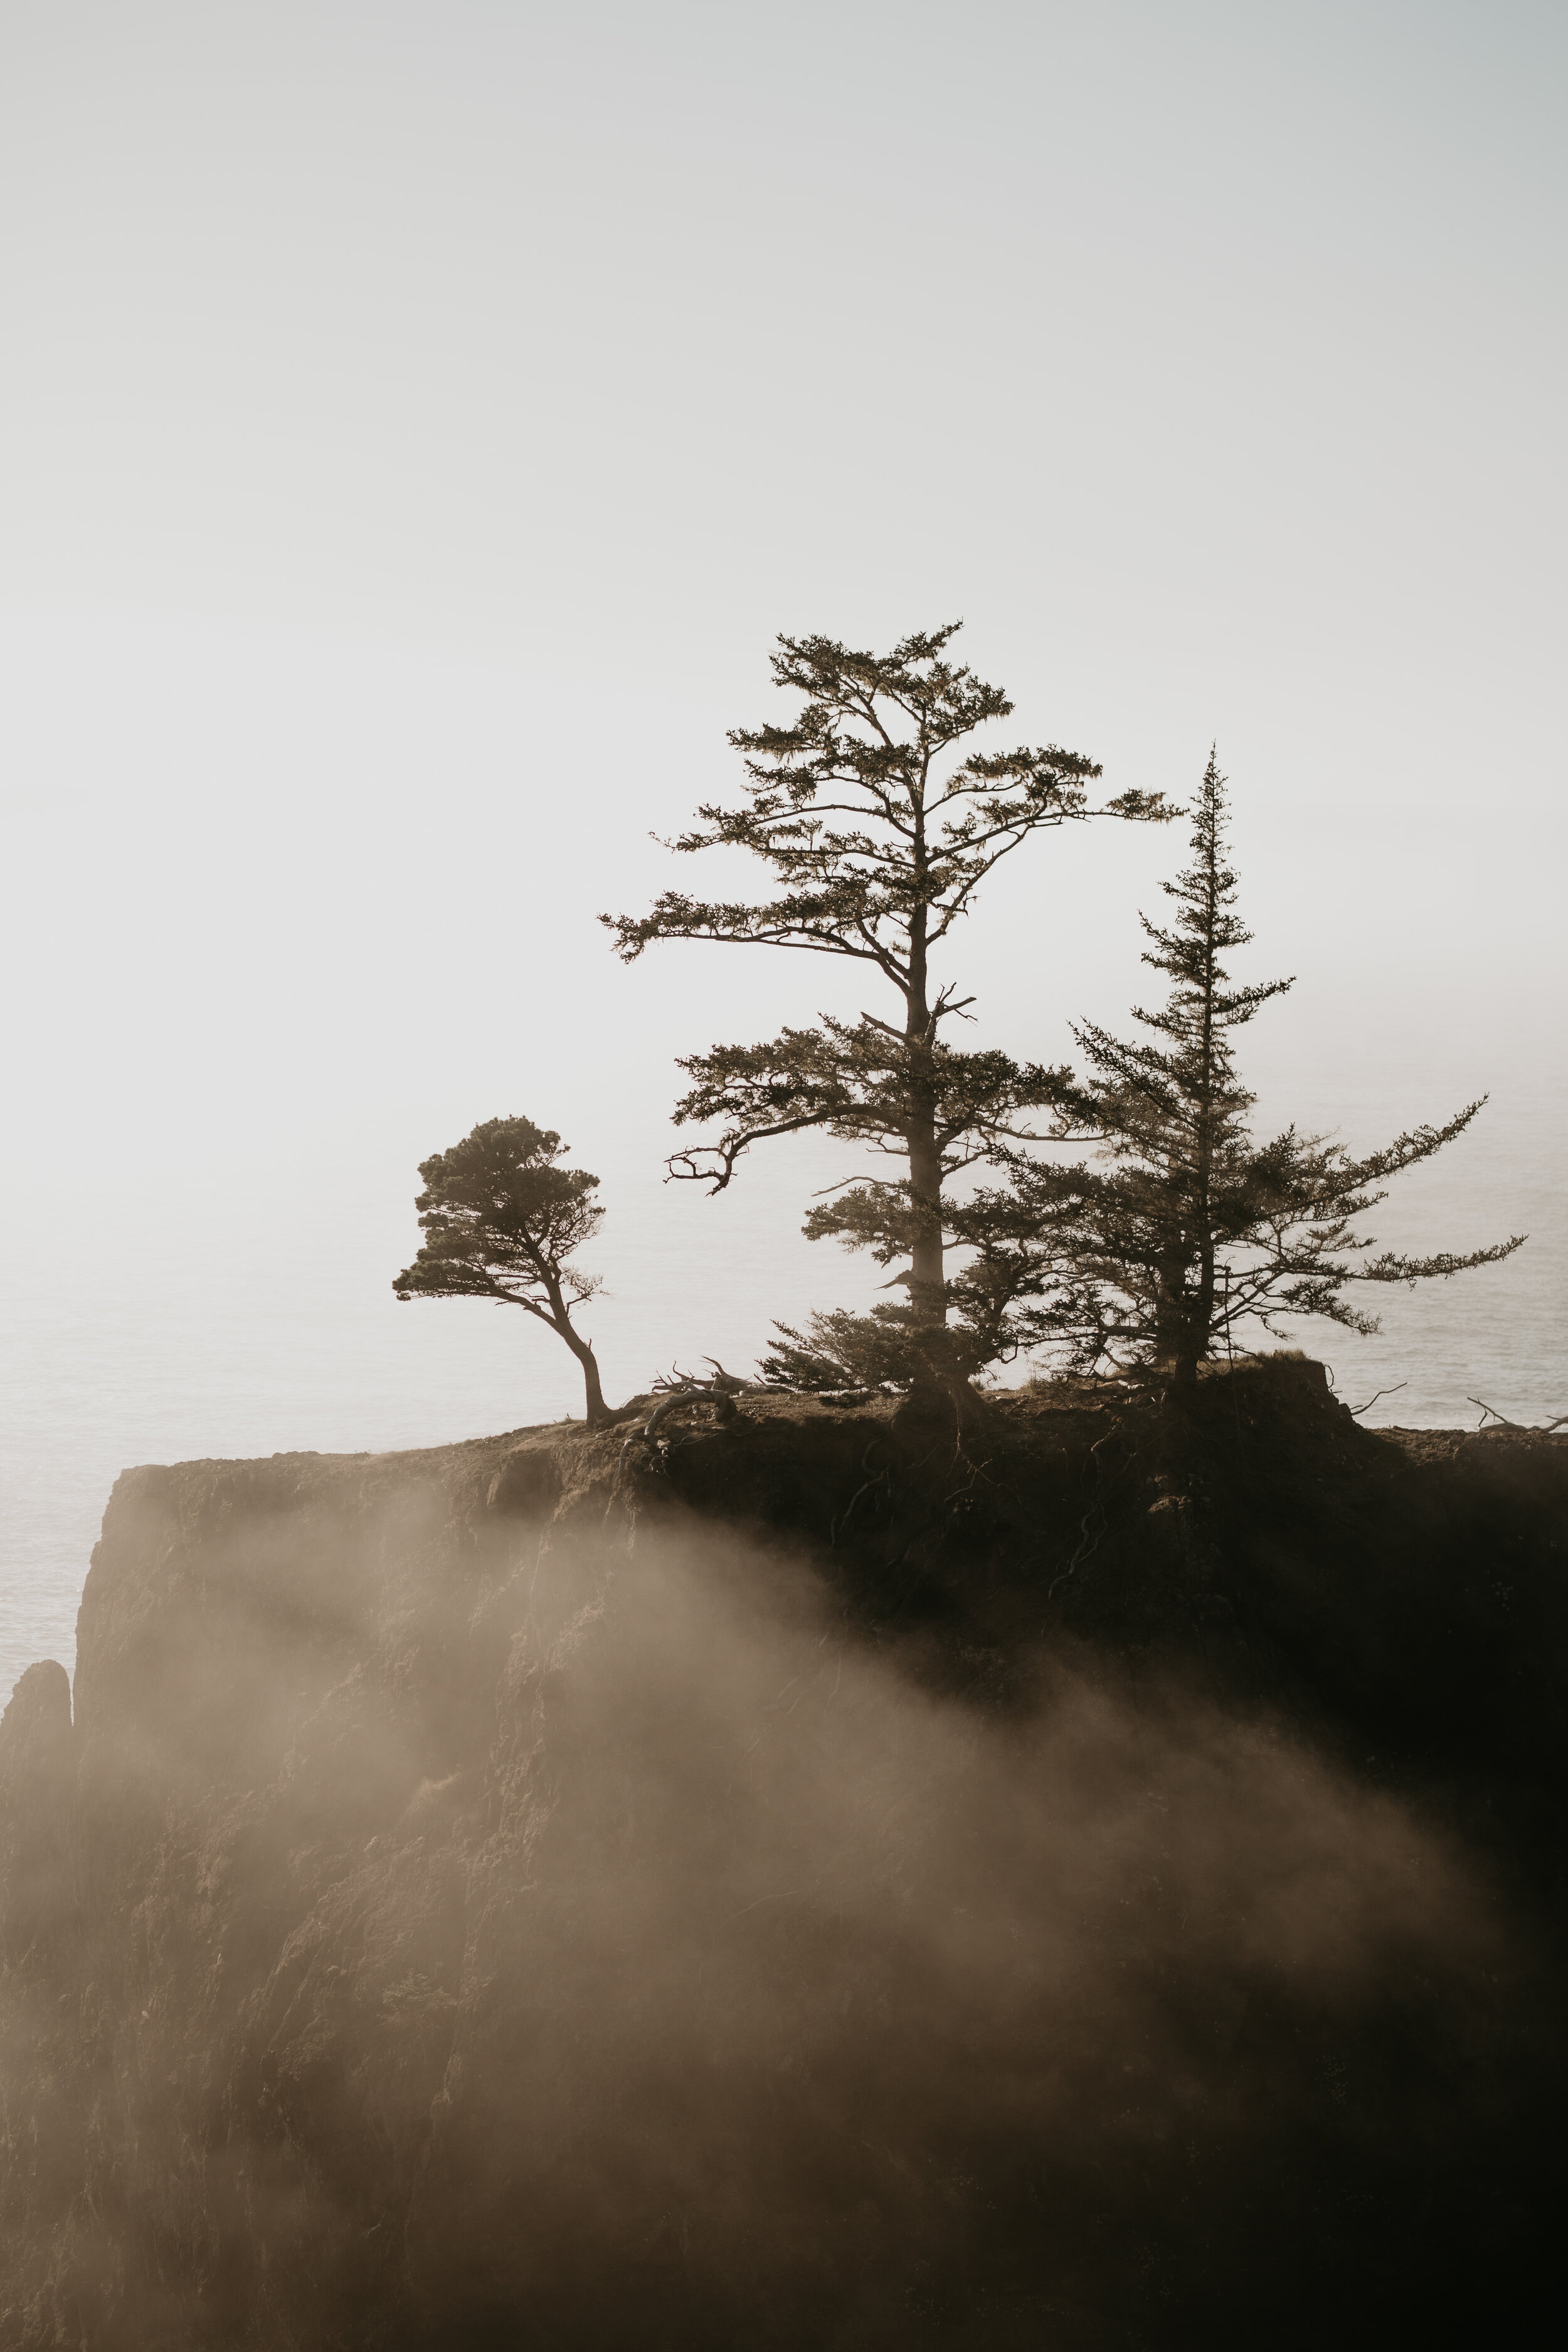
[393,1117,612,1424]
[987,756,1525,1385]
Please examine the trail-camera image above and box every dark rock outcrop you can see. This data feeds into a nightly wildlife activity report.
[1,1364,1565,2348]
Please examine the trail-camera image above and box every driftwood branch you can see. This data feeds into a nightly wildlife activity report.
[617,1360,773,1471]
[644,1389,738,1438]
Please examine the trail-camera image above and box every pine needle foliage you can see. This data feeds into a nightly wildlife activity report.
[603,624,1168,1372]
[988,756,1525,1384]
[756,1170,1065,1392]
[758,1303,988,1397]
[393,1116,612,1424]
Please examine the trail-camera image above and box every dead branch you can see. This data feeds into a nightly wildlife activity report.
[645,1391,737,1438]
[625,1360,771,1456]
[1467,1397,1567,1434]
[1347,1381,1407,1418]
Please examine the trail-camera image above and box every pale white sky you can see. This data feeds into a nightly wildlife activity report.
[1,1,1563,1552]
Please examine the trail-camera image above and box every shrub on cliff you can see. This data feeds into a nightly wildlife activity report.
[393,1115,613,1424]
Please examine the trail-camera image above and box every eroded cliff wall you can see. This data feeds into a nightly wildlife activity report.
[2,1368,1565,2349]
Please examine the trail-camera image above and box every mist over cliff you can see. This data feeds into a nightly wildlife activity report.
[2,1363,1564,2348]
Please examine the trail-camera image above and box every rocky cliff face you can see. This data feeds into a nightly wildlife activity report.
[1,1365,1565,2349]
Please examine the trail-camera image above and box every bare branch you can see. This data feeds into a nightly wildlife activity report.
[1346,1381,1407,1418]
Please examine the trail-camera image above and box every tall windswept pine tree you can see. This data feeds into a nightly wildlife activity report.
[989,755,1525,1384]
[604,625,1168,1384]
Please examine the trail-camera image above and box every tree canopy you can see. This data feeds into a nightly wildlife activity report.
[387,646,1523,1430]
[393,1116,612,1425]
[605,624,1168,1387]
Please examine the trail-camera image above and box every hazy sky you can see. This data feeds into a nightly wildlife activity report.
[1,1,1564,1505]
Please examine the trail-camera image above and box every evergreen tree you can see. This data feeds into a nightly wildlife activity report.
[393,1117,613,1424]
[988,755,1525,1385]
[604,625,1167,1380]
[756,1155,1073,1394]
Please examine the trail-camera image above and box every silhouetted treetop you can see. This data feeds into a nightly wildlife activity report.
[393,1116,612,1424]
[605,623,1164,988]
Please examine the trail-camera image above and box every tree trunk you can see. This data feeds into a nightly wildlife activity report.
[906,1113,945,1319]
[1168,1281,1203,1390]
[1182,802,1219,1388]
[570,1335,610,1427]
[1186,1232,1216,1389]
[904,891,945,1324]
[540,1272,612,1426]
[1155,1247,1200,1389]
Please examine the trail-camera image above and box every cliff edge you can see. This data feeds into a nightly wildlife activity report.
[2,1360,1565,2349]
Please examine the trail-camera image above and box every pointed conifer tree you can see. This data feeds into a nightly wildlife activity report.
[603,625,1168,1384]
[988,755,1525,1385]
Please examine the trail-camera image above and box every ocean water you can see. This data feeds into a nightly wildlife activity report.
[3,1091,1560,1709]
